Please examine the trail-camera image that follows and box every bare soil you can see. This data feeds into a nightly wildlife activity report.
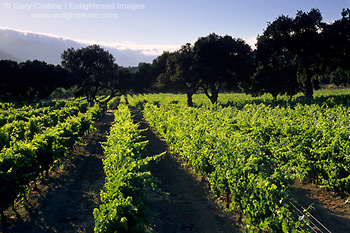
[292,181,350,233]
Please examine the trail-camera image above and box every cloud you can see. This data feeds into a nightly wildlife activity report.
[0,28,180,66]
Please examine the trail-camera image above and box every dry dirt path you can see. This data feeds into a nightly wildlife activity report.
[129,106,240,233]
[0,111,114,233]
[292,181,350,233]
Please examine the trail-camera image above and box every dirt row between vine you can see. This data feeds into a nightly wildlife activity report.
[129,106,240,233]
[292,181,350,232]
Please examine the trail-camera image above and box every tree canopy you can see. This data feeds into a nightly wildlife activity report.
[157,44,199,106]
[193,33,254,104]
[322,9,350,86]
[61,45,118,105]
[253,9,325,99]
[155,34,255,105]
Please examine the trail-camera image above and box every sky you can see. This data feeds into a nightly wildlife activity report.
[0,0,349,58]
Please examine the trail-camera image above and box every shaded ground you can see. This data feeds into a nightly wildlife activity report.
[292,181,350,233]
[0,110,114,233]
[129,106,240,233]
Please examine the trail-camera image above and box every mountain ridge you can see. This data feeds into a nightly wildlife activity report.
[0,28,159,67]
[0,50,21,62]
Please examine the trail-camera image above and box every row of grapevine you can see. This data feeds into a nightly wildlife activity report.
[0,98,91,151]
[140,102,304,232]
[0,105,53,127]
[93,104,161,233]
[0,101,104,216]
[129,89,350,110]
[0,98,88,127]
[0,105,81,150]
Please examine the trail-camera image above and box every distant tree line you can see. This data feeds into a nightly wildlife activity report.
[0,45,160,106]
[0,60,72,105]
[148,8,350,105]
[0,8,349,106]
[0,46,136,106]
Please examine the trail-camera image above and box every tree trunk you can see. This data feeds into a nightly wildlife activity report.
[186,92,194,107]
[209,91,219,104]
[202,82,221,104]
[304,72,314,99]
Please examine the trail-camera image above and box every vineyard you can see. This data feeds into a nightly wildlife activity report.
[0,98,104,222]
[1,91,350,232]
[1,6,350,233]
[127,90,350,232]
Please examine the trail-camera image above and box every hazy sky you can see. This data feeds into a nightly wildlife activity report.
[0,0,349,51]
